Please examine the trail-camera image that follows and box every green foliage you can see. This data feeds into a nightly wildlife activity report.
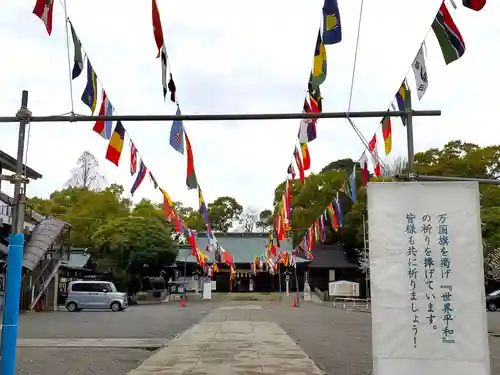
[91,216,177,277]
[208,196,243,232]
[28,183,131,247]
[272,140,500,265]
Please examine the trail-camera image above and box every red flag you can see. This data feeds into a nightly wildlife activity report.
[462,0,486,11]
[152,0,164,58]
[293,147,305,183]
[368,134,381,177]
[130,141,137,175]
[300,143,311,171]
[361,152,370,186]
[287,163,296,179]
[33,0,55,35]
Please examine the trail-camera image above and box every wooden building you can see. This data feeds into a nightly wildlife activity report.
[175,232,308,293]
[307,243,365,296]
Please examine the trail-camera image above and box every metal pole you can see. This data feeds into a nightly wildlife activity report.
[0,109,441,124]
[363,214,369,298]
[415,174,500,185]
[183,253,187,299]
[1,90,29,375]
[406,89,415,176]
[294,265,300,307]
[278,263,281,294]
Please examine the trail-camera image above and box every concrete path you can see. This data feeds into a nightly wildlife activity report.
[126,304,323,374]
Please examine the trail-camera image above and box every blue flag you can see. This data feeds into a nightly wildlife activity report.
[322,0,342,45]
[169,106,185,154]
[350,164,357,203]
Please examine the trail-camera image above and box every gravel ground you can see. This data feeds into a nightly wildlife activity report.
[266,302,500,375]
[16,348,152,375]
[13,302,217,375]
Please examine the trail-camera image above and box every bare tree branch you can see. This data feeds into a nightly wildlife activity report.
[65,151,105,191]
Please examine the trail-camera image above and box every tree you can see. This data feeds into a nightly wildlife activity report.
[240,208,259,232]
[208,196,243,232]
[66,151,105,191]
[27,184,131,247]
[91,216,178,278]
[257,209,273,231]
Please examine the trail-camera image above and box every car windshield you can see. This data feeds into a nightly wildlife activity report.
[488,290,500,296]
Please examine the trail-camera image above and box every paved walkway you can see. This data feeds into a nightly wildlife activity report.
[126,304,323,375]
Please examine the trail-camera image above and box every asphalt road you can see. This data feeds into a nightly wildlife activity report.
[268,302,500,375]
[12,300,500,375]
[14,302,218,375]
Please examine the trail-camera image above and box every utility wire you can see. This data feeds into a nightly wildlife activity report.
[61,0,75,115]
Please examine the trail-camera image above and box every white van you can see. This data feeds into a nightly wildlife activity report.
[65,280,127,312]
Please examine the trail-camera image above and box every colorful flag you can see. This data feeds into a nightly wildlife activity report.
[159,187,174,218]
[308,82,323,113]
[411,45,428,100]
[169,106,185,154]
[168,74,177,103]
[149,172,159,189]
[361,152,369,186]
[462,0,486,10]
[33,0,54,35]
[350,164,357,203]
[334,194,343,227]
[368,134,381,177]
[310,30,327,87]
[81,60,98,114]
[287,163,296,180]
[326,203,339,231]
[381,116,392,156]
[105,121,125,166]
[432,2,466,65]
[198,187,210,226]
[152,0,164,58]
[160,45,168,100]
[93,90,113,140]
[395,80,409,126]
[293,147,305,183]
[130,141,137,175]
[69,22,83,79]
[300,143,311,171]
[322,0,342,45]
[185,133,198,189]
[298,99,317,143]
[131,159,148,195]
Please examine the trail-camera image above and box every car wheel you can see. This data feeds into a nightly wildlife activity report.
[110,302,121,312]
[66,302,78,312]
[488,302,498,311]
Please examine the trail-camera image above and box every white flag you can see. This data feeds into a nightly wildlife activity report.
[412,46,428,100]
[160,44,168,100]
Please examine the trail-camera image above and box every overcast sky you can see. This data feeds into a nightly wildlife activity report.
[0,0,498,212]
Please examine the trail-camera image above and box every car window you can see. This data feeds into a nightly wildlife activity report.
[71,283,90,292]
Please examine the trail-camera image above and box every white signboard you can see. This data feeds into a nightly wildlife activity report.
[202,282,212,300]
[328,280,359,297]
[367,182,490,375]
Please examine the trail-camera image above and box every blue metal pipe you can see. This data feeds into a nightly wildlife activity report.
[0,234,25,375]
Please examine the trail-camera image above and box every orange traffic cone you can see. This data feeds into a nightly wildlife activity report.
[292,296,298,308]
[180,296,186,307]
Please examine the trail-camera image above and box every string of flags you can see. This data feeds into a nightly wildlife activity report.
[30,0,486,274]
[266,0,482,265]
[31,0,235,270]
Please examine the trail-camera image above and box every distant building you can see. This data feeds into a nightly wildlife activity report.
[174,232,362,294]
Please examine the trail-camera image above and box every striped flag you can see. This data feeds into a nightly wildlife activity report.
[432,2,466,65]
[130,159,147,196]
[130,141,137,175]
